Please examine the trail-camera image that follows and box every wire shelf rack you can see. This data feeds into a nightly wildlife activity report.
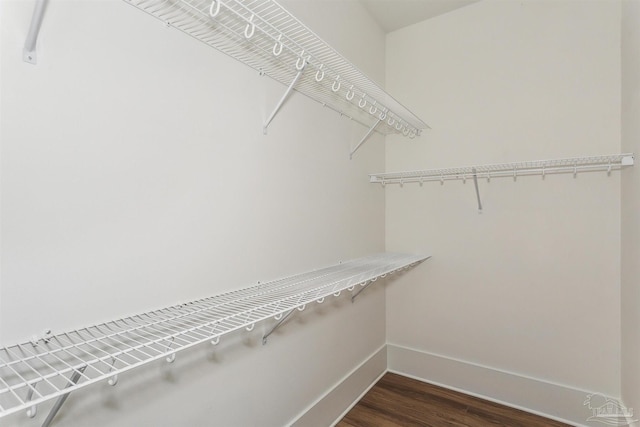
[123,0,428,137]
[369,154,635,185]
[0,252,428,421]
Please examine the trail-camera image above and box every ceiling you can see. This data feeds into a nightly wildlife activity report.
[360,0,481,33]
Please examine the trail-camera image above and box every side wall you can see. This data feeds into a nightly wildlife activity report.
[621,0,640,425]
[385,1,622,424]
[0,0,386,425]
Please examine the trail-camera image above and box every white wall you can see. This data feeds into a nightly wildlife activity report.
[621,0,640,424]
[385,0,622,422]
[0,0,387,425]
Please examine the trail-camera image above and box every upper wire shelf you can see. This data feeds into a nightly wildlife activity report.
[0,252,428,421]
[370,154,635,185]
[123,0,428,137]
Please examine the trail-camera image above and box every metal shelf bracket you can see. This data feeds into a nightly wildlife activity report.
[472,168,483,212]
[263,66,305,135]
[350,118,381,159]
[23,0,49,64]
[262,309,296,345]
[42,366,86,427]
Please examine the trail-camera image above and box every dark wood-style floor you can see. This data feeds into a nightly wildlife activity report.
[337,373,570,427]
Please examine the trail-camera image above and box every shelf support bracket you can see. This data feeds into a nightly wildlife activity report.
[42,365,86,427]
[23,0,49,64]
[262,309,296,345]
[472,168,483,212]
[263,67,305,134]
[350,119,381,159]
[351,281,376,302]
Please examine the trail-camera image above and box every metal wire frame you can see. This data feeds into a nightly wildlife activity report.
[0,252,428,420]
[369,154,635,185]
[122,0,428,137]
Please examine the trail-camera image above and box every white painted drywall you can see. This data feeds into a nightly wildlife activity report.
[385,0,622,417]
[622,0,640,424]
[0,0,386,425]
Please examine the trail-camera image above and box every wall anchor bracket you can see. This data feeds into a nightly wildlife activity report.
[23,0,49,64]
[472,167,483,212]
[350,118,381,159]
[262,309,296,345]
[263,67,305,134]
[42,366,86,427]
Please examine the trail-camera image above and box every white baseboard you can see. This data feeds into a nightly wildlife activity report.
[292,343,627,427]
[387,343,616,427]
[290,344,387,427]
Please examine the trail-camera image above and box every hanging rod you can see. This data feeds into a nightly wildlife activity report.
[0,252,428,421]
[369,154,635,186]
[123,0,428,138]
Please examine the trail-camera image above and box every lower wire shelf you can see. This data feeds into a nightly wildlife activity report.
[0,252,429,421]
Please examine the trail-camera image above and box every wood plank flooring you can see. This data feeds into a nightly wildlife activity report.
[336,373,571,427]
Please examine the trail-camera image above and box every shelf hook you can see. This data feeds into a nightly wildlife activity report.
[332,76,341,92]
[369,101,378,116]
[542,166,546,179]
[408,129,416,139]
[388,116,395,126]
[295,50,307,71]
[209,0,221,17]
[573,162,578,178]
[513,167,517,181]
[244,14,256,39]
[402,127,409,136]
[107,357,118,386]
[395,121,403,131]
[316,297,325,303]
[315,65,325,82]
[440,174,444,185]
[608,160,612,176]
[209,323,221,345]
[272,34,283,56]
[358,95,367,109]
[347,286,355,291]
[245,323,255,332]
[297,304,306,311]
[379,110,387,121]
[165,338,176,363]
[346,85,355,101]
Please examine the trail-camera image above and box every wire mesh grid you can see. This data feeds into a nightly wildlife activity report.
[123,0,428,136]
[0,252,427,419]
[369,154,635,184]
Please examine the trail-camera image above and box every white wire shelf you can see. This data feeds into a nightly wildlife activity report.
[0,252,428,421]
[370,154,635,185]
[123,0,428,138]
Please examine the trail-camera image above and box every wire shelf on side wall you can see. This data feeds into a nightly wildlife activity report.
[369,153,635,185]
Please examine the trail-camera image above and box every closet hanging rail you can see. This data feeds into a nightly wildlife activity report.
[123,0,428,139]
[0,252,428,422]
[369,154,635,185]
